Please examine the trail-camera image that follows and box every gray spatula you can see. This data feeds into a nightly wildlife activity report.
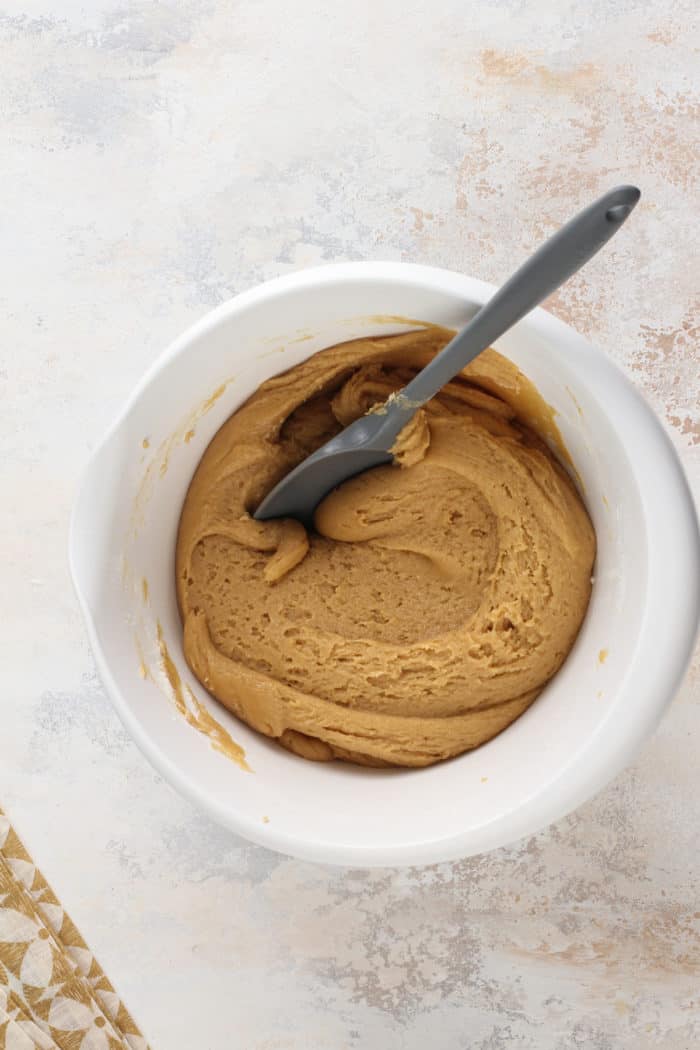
[254,184,640,525]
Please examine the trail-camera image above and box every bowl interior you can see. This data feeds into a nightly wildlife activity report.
[70,264,696,866]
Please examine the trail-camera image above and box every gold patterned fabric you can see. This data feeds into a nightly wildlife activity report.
[0,808,149,1050]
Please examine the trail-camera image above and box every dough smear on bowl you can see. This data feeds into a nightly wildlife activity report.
[176,326,595,767]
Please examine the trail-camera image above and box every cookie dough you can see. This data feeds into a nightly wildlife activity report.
[176,327,595,767]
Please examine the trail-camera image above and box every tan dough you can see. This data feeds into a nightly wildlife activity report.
[176,327,595,767]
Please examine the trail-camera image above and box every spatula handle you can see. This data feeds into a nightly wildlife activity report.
[401,184,640,407]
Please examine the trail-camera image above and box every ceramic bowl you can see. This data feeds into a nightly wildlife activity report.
[70,262,700,866]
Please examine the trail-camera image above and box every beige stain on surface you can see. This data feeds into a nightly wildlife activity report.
[631,306,699,446]
[508,909,700,979]
[622,91,699,193]
[479,49,529,79]
[478,50,600,95]
[141,577,149,603]
[599,649,609,665]
[667,414,700,446]
[455,129,503,213]
[637,317,697,368]
[567,112,606,153]
[647,26,678,44]
[544,279,606,339]
[409,207,434,232]
[534,62,599,94]
[655,88,699,120]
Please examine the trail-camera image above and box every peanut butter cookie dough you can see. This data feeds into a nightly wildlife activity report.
[176,327,595,767]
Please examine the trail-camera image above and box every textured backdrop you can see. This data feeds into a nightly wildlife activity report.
[1,1,698,1047]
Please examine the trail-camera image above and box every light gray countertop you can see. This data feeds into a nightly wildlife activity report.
[2,2,698,1047]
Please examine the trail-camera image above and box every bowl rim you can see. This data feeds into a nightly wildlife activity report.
[69,261,700,866]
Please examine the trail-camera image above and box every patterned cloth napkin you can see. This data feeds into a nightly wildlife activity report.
[0,808,149,1050]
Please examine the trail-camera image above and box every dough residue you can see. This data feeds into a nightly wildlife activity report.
[176,327,595,767]
[157,622,250,771]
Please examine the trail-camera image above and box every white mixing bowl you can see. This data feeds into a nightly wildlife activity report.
[70,262,700,866]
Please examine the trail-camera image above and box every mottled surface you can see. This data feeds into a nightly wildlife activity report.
[1,1,698,1047]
